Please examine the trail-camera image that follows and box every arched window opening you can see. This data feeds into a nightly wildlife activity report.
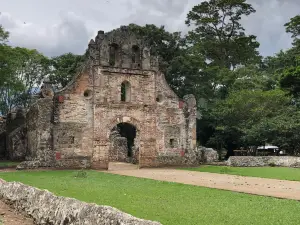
[132,45,141,68]
[109,43,119,66]
[121,81,131,102]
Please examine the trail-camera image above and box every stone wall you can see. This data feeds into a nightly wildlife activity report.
[53,71,94,169]
[25,98,54,165]
[0,179,161,225]
[109,128,128,162]
[227,156,300,167]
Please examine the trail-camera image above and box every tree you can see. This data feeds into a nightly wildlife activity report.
[285,15,300,45]
[230,65,276,92]
[48,53,86,88]
[166,47,212,99]
[185,0,261,69]
[246,107,300,155]
[0,26,50,115]
[0,46,50,114]
[209,89,291,158]
[279,64,300,98]
[0,25,9,45]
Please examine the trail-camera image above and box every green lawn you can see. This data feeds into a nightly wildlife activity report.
[0,161,19,168]
[0,171,300,225]
[182,165,300,181]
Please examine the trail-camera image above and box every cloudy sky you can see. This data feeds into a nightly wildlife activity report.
[0,0,299,57]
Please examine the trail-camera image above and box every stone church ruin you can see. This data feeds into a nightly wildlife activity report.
[0,26,198,169]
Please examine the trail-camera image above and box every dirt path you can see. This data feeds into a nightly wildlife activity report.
[0,201,34,225]
[108,164,300,201]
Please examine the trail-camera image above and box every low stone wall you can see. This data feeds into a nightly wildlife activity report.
[0,179,161,225]
[227,156,300,167]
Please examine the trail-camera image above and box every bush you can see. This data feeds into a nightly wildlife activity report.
[74,169,87,178]
[268,162,276,167]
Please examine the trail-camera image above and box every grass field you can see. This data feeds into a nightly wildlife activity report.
[182,166,300,181]
[0,161,19,168]
[0,170,300,225]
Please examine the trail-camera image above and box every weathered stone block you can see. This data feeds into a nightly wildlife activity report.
[198,147,219,163]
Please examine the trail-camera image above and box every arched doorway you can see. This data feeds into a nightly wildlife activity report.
[109,122,139,164]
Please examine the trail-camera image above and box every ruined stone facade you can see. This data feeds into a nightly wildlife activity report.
[6,26,198,169]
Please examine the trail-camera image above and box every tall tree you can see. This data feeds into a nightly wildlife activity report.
[185,0,261,70]
[209,89,292,157]
[0,25,50,114]
[0,46,50,114]
[279,64,300,98]
[0,25,9,45]
[48,53,86,88]
[285,15,300,45]
[230,65,276,92]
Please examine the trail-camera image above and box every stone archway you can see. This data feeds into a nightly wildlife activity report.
[108,116,141,165]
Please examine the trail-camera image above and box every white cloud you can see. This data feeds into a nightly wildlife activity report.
[0,11,92,56]
[0,0,299,57]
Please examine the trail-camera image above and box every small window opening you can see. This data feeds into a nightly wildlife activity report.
[156,94,163,103]
[71,136,75,144]
[132,45,141,68]
[170,139,175,148]
[83,89,92,98]
[109,43,119,66]
[121,81,131,102]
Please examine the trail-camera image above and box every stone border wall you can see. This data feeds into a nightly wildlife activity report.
[227,156,300,167]
[0,179,161,225]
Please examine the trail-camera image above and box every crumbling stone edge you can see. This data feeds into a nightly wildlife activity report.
[227,156,300,167]
[0,179,162,225]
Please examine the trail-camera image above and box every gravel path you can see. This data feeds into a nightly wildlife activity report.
[108,164,300,201]
[0,201,34,225]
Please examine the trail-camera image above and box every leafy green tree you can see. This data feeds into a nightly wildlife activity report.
[166,47,213,99]
[0,45,25,114]
[279,64,300,98]
[209,89,291,157]
[48,53,86,88]
[231,65,276,91]
[285,15,300,45]
[246,107,300,155]
[0,24,9,45]
[0,26,50,114]
[185,0,261,70]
